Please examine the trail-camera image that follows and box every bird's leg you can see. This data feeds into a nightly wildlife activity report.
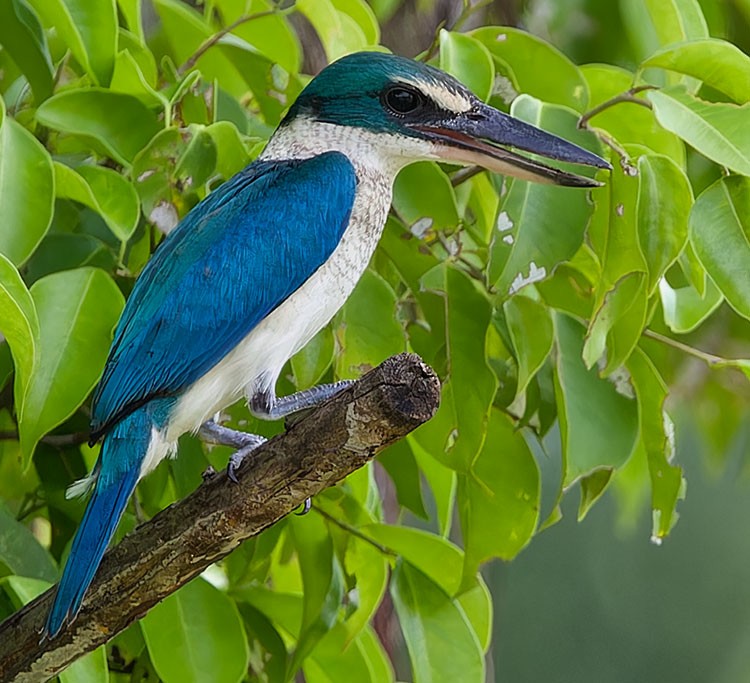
[198,420,267,484]
[251,380,355,420]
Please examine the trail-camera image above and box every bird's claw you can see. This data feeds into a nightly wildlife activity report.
[296,498,312,515]
[227,437,266,483]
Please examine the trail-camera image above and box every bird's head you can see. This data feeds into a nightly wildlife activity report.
[268,51,609,186]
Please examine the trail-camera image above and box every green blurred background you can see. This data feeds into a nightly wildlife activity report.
[489,411,750,682]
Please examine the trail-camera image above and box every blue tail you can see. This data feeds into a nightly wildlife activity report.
[44,407,153,638]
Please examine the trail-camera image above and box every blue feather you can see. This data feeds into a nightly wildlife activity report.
[45,405,157,637]
[46,152,356,636]
[92,152,356,438]
[91,151,356,438]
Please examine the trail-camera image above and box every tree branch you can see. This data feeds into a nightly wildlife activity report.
[0,353,440,683]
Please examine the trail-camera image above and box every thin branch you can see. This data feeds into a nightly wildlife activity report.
[312,504,397,557]
[450,165,484,187]
[577,85,656,129]
[642,329,733,367]
[177,4,293,76]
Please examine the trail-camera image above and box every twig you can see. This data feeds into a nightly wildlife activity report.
[177,4,294,76]
[312,504,397,557]
[642,329,730,367]
[577,85,656,129]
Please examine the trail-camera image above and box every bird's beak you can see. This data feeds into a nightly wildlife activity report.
[412,102,611,188]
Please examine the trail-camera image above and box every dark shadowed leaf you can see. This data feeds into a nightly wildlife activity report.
[0,0,53,101]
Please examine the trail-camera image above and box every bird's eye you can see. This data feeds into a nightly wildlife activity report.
[383,86,424,115]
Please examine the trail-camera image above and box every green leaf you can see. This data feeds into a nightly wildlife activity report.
[421,266,496,473]
[578,468,614,520]
[489,96,600,296]
[392,162,459,232]
[340,535,388,643]
[471,27,589,111]
[459,410,539,582]
[141,578,250,683]
[0,116,54,265]
[330,0,380,45]
[215,0,301,73]
[581,64,684,162]
[54,162,140,245]
[19,268,125,464]
[555,314,639,487]
[291,326,334,389]
[583,272,647,373]
[636,154,692,294]
[304,626,393,683]
[361,523,463,595]
[335,269,405,379]
[659,276,723,333]
[455,576,493,652]
[36,90,161,165]
[296,0,370,60]
[647,87,750,176]
[0,0,53,101]
[109,48,164,107]
[621,0,708,64]
[409,436,456,536]
[288,513,344,674]
[641,39,750,104]
[503,294,554,397]
[28,0,117,85]
[439,30,495,102]
[0,502,56,581]
[206,121,251,179]
[173,125,218,188]
[391,560,484,683]
[689,176,750,319]
[627,348,685,540]
[377,439,428,519]
[0,254,39,428]
[237,603,287,683]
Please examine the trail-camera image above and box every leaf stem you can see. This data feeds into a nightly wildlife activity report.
[577,85,656,129]
[312,504,397,557]
[642,329,727,367]
[177,3,294,76]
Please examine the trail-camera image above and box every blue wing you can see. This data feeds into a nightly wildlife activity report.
[91,151,357,438]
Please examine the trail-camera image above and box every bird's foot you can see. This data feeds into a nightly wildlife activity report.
[296,498,312,515]
[226,438,266,483]
[198,419,267,483]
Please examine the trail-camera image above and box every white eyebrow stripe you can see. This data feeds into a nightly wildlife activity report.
[395,77,473,114]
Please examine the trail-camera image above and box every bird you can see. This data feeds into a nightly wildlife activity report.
[43,51,609,637]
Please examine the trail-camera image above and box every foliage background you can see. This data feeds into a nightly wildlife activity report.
[1,0,750,681]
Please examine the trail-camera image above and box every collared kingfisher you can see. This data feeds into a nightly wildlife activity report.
[43,51,609,637]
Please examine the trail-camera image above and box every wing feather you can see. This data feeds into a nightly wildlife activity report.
[91,152,357,438]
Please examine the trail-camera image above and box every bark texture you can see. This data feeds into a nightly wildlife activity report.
[0,353,440,683]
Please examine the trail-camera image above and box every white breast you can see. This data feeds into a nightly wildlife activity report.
[166,170,392,441]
